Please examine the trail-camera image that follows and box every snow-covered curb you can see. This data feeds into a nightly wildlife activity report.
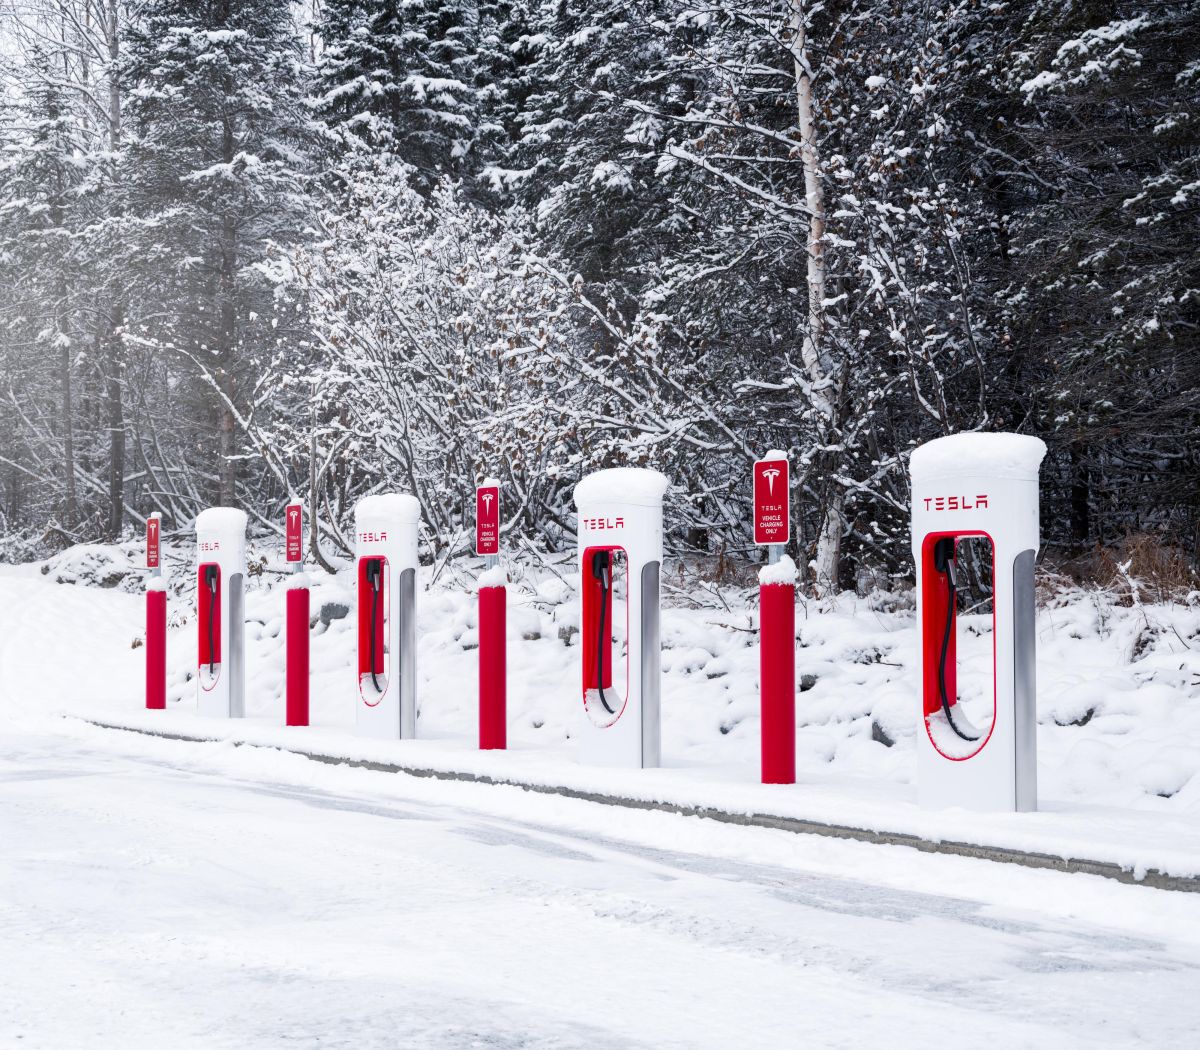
[68,707,1200,892]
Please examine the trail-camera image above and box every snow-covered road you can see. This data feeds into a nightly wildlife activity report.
[2,716,1199,1049]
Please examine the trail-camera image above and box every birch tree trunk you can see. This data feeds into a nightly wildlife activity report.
[789,0,842,595]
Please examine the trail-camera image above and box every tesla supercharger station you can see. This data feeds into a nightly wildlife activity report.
[574,468,667,768]
[910,433,1046,812]
[195,507,248,718]
[355,494,420,739]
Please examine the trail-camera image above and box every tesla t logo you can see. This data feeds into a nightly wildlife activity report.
[924,495,990,512]
[481,493,493,513]
[583,517,625,530]
[761,467,781,495]
[289,508,299,525]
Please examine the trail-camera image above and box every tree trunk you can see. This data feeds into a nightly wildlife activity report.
[58,301,78,528]
[789,1,840,593]
[1070,443,1091,555]
[217,83,238,507]
[106,304,126,539]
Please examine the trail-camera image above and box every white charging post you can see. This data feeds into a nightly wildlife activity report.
[910,433,1046,812]
[195,507,248,718]
[354,494,421,739]
[574,468,667,768]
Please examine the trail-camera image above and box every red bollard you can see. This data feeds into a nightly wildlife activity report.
[760,578,796,784]
[286,585,310,726]
[146,586,167,710]
[478,583,507,749]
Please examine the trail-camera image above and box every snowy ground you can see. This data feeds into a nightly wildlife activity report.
[3,711,1200,1048]
[1,543,1200,1044]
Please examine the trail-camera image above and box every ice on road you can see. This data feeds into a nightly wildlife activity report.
[1,719,1198,1049]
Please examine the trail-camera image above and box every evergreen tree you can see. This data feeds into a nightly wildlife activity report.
[120,0,318,507]
[0,57,87,529]
[316,0,477,187]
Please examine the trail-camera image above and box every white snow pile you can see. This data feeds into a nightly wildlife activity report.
[39,544,136,589]
[6,538,1200,817]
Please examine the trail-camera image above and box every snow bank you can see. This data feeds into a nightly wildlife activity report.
[355,493,421,525]
[574,467,669,508]
[759,554,798,586]
[910,432,1047,481]
[39,544,134,589]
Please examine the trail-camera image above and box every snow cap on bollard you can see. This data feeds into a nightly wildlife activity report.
[759,553,798,586]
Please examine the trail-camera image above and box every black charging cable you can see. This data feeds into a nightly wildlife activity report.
[592,550,615,715]
[204,565,218,675]
[934,538,978,742]
[366,558,383,692]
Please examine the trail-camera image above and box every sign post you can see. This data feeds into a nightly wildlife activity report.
[754,451,795,784]
[476,478,506,750]
[145,512,166,710]
[285,500,309,726]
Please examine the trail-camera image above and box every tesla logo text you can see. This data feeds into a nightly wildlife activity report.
[923,495,989,512]
[198,540,221,552]
[582,517,624,530]
[359,530,388,543]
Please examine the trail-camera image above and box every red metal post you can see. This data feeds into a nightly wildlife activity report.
[760,581,796,784]
[478,584,507,749]
[286,586,310,726]
[146,588,167,710]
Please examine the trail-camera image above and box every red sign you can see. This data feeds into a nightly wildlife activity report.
[476,485,500,556]
[285,503,303,563]
[753,457,790,545]
[146,516,161,569]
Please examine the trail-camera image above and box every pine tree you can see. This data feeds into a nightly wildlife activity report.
[0,57,87,529]
[316,0,478,187]
[120,0,318,507]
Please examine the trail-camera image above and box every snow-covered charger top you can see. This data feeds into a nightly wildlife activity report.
[355,493,422,527]
[195,507,249,534]
[573,467,669,509]
[910,432,1046,483]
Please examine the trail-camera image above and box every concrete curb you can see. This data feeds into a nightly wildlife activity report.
[81,717,1200,894]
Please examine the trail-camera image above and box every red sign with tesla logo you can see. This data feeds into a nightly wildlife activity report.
[146,516,161,569]
[285,503,303,563]
[476,485,500,556]
[753,456,790,545]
